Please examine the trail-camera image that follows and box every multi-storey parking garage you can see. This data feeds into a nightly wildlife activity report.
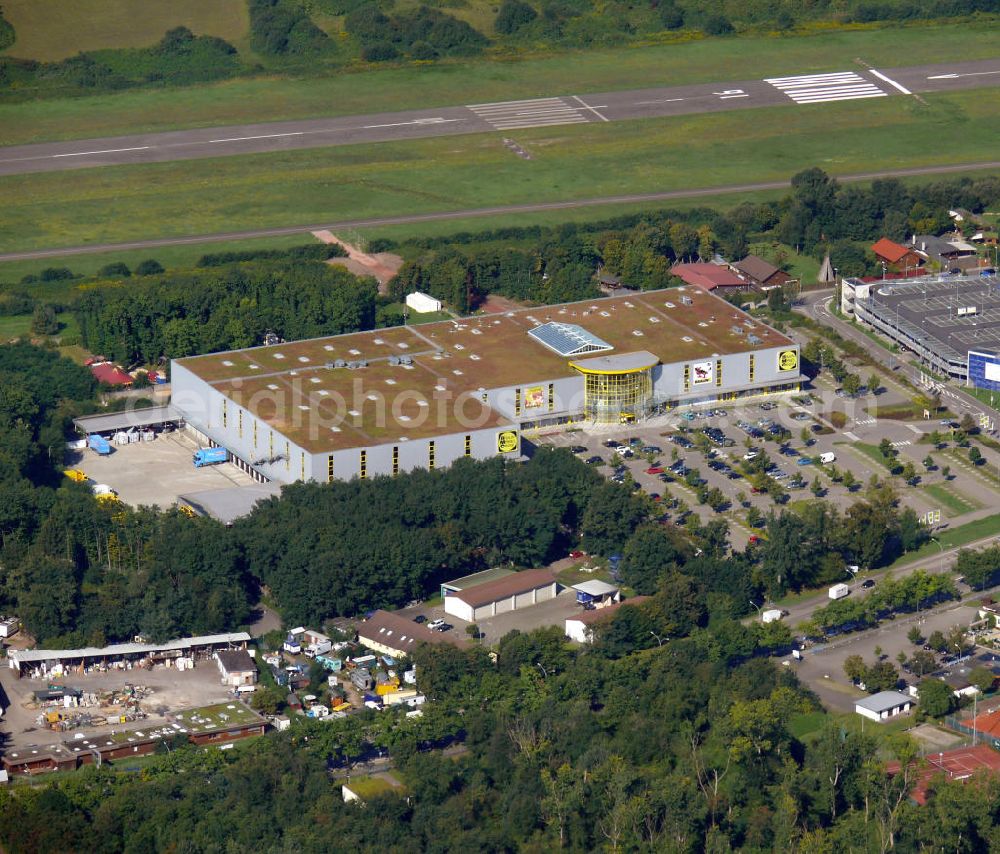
[171,287,803,484]
[848,270,1000,381]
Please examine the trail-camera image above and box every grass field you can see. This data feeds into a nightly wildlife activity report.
[1,0,249,62]
[3,88,1000,255]
[0,22,998,145]
[891,512,1000,568]
[0,315,30,340]
[920,482,980,515]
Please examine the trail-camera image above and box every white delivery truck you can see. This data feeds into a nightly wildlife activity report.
[819,452,836,464]
[762,609,783,623]
[828,583,850,600]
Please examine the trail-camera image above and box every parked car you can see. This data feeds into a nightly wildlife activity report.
[861,579,876,589]
[586,455,603,465]
[413,615,427,624]
[427,619,445,630]
[570,445,588,454]
[797,457,814,466]
[645,466,664,475]
[603,439,621,448]
[569,550,586,559]
[641,445,661,454]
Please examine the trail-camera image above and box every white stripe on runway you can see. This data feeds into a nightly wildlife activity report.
[52,146,151,158]
[870,69,912,95]
[764,71,889,104]
[467,96,594,130]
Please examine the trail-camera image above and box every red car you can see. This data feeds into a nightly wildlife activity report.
[569,550,586,559]
[645,466,664,475]
[748,535,760,545]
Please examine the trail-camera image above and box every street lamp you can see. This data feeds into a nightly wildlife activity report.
[536,662,549,678]
[748,600,763,616]
[649,631,668,648]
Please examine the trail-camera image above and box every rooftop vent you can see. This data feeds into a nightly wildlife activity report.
[399,356,413,366]
[334,359,346,368]
[388,356,400,366]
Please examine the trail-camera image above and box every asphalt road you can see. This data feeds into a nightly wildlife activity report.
[5,159,1000,263]
[1,58,998,177]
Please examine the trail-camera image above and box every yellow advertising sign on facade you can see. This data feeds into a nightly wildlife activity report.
[497,430,519,453]
[523,386,545,408]
[777,349,799,372]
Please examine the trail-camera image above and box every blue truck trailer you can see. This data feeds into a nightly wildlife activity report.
[88,434,111,455]
[193,447,228,467]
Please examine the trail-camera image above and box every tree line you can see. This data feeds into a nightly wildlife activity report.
[74,256,378,365]
[4,2,997,102]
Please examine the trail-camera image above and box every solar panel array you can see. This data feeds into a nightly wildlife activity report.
[527,322,614,357]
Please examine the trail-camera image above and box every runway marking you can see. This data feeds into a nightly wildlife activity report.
[52,146,151,158]
[572,95,610,122]
[869,69,912,95]
[764,72,888,104]
[210,132,304,143]
[360,118,457,130]
[634,98,685,105]
[467,97,592,130]
[928,70,1000,80]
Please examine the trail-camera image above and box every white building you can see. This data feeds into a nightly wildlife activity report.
[405,291,442,314]
[855,690,913,722]
[443,568,558,623]
[215,650,258,687]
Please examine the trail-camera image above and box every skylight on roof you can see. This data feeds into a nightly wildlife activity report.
[528,322,614,357]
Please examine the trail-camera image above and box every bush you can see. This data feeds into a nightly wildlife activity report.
[701,14,734,35]
[97,262,131,278]
[658,3,684,28]
[134,259,164,276]
[495,0,538,35]
[249,0,329,56]
[828,411,848,429]
[39,267,76,282]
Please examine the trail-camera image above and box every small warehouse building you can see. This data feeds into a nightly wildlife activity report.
[357,610,466,659]
[565,596,650,643]
[215,650,258,687]
[439,567,515,600]
[8,632,252,678]
[405,291,443,314]
[444,568,559,623]
[571,580,620,608]
[855,690,914,722]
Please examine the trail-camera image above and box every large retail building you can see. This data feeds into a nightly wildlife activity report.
[171,287,803,484]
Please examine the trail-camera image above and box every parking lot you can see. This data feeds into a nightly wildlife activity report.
[0,659,238,749]
[396,585,586,646]
[72,430,258,509]
[532,367,1000,548]
[789,600,981,712]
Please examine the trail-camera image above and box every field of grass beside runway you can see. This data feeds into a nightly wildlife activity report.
[3,87,999,255]
[1,22,998,146]
[1,0,248,61]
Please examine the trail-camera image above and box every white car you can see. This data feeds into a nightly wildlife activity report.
[426,618,445,630]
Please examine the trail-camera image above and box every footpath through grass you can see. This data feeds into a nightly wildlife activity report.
[1,22,998,145]
[3,88,1000,255]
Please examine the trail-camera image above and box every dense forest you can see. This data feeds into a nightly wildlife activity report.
[75,255,378,365]
[0,343,250,646]
[2,0,998,100]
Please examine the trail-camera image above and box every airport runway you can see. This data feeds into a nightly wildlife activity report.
[0,58,998,177]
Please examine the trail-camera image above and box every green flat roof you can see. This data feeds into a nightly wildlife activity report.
[176,288,792,453]
[169,701,265,734]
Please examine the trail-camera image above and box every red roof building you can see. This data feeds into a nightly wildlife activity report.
[669,263,747,293]
[871,238,923,272]
[90,363,133,386]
